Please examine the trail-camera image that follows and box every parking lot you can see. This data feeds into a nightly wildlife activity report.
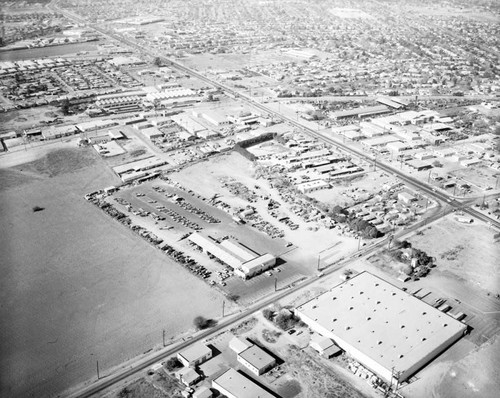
[108,179,308,304]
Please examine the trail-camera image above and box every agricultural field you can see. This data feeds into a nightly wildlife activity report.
[0,145,225,398]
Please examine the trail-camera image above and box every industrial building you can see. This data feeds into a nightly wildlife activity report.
[295,272,467,385]
[212,368,276,398]
[188,233,276,279]
[177,343,212,367]
[330,105,391,120]
[296,179,330,194]
[230,337,276,376]
[175,367,202,386]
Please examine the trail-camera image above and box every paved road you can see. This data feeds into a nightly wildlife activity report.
[47,2,500,396]
[275,94,499,102]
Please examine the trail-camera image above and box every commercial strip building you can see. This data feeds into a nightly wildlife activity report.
[295,272,467,385]
[188,232,276,279]
[330,105,391,120]
[212,368,277,398]
[75,119,119,133]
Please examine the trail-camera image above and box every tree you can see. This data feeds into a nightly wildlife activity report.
[165,357,181,371]
[400,240,412,249]
[153,57,163,67]
[193,316,212,330]
[61,98,71,115]
[226,293,239,302]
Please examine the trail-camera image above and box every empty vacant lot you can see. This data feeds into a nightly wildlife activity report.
[0,147,224,397]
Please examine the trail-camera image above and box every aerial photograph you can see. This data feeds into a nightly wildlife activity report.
[0,0,499,397]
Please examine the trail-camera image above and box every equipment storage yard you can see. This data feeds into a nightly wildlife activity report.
[169,152,361,264]
[106,178,309,305]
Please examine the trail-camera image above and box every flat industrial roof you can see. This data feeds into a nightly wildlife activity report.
[238,345,275,370]
[296,272,466,376]
[112,156,166,174]
[178,343,211,363]
[212,368,275,398]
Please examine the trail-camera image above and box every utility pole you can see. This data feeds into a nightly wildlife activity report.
[96,360,100,380]
[274,277,278,292]
[357,236,362,251]
[427,169,432,184]
[222,300,225,317]
[162,329,166,347]
[317,254,321,271]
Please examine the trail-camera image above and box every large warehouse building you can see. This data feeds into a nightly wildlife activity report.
[188,232,276,279]
[295,272,467,385]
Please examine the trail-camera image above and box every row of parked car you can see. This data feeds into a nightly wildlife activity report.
[161,244,212,279]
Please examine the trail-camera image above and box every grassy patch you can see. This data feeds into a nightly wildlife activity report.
[16,147,98,177]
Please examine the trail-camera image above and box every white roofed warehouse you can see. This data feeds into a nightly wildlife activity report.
[294,272,467,385]
[212,368,276,398]
[177,342,212,367]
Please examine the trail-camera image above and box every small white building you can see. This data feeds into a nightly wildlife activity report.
[229,337,253,354]
[237,345,276,376]
[296,179,330,194]
[177,343,212,367]
[193,386,213,398]
[175,367,201,386]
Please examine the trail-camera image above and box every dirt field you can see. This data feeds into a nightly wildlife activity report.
[407,215,499,293]
[0,146,225,398]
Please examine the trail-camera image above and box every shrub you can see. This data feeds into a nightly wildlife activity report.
[262,308,274,321]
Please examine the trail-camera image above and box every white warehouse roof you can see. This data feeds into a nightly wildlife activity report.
[295,272,467,382]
